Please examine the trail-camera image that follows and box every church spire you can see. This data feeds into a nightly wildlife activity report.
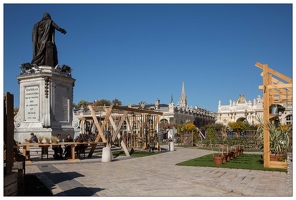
[179,81,187,108]
[182,81,185,95]
[170,93,174,104]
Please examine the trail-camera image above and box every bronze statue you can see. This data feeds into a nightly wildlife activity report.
[31,13,66,67]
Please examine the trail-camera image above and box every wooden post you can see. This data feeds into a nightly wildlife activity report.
[88,105,108,143]
[262,64,270,168]
[108,111,130,157]
[4,92,14,175]
[87,105,108,157]
[256,62,292,169]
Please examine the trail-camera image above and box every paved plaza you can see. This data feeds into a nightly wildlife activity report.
[25,147,293,197]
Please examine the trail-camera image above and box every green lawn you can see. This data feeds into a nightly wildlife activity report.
[176,153,287,172]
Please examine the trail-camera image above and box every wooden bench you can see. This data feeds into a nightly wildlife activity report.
[18,142,107,162]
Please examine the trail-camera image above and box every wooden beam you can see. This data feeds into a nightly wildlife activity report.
[268,91,292,96]
[126,116,132,133]
[4,92,14,175]
[258,85,293,95]
[101,105,113,133]
[262,63,270,168]
[109,111,127,141]
[267,84,292,90]
[87,105,108,158]
[260,71,291,89]
[107,110,130,157]
[271,96,293,101]
[112,105,163,115]
[256,62,292,169]
[269,161,287,169]
[152,115,161,130]
[256,62,292,83]
[88,105,107,143]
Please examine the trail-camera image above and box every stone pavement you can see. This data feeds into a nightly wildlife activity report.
[25,147,293,197]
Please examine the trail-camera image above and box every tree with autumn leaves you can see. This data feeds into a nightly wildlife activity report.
[227,121,248,136]
[177,122,198,146]
[74,98,122,109]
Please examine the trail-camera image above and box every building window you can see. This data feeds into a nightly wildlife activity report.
[286,114,292,125]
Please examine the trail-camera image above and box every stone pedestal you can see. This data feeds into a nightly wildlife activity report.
[14,65,76,143]
[101,147,112,162]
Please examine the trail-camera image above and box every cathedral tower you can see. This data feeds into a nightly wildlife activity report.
[178,81,187,109]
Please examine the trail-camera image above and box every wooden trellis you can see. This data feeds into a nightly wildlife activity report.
[255,62,292,169]
[87,105,163,157]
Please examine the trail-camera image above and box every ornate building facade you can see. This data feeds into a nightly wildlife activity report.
[215,94,293,126]
[145,81,216,128]
[73,81,216,138]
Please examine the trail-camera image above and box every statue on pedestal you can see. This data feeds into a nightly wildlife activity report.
[31,13,67,67]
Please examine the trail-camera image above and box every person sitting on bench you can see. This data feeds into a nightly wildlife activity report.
[52,134,63,159]
[64,134,73,158]
[26,132,38,143]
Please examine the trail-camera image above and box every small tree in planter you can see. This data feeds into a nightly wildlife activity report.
[221,137,230,162]
[238,136,248,155]
[227,137,237,159]
[207,127,223,165]
[232,137,240,157]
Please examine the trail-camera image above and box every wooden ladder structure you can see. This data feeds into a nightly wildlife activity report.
[255,62,292,169]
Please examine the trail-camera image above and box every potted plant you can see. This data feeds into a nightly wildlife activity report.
[221,137,230,162]
[44,137,51,144]
[256,117,291,161]
[51,136,58,144]
[207,127,223,165]
[231,137,240,157]
[213,144,223,165]
[269,104,285,115]
[37,135,44,144]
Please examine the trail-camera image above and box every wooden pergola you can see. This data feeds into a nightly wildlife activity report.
[255,62,292,169]
[86,105,163,158]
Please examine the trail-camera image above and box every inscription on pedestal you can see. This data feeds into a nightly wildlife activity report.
[25,86,39,121]
[55,86,68,122]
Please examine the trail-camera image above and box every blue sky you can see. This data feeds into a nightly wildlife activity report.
[2,2,293,112]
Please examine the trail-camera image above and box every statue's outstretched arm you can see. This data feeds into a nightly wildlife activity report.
[52,21,67,34]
